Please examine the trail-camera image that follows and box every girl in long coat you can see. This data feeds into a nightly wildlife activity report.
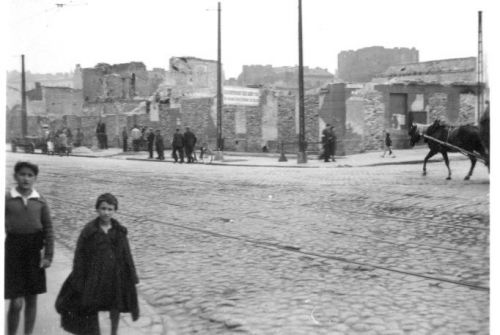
[56,193,139,335]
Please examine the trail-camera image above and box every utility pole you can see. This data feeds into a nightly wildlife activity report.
[297,0,307,163]
[21,54,28,137]
[214,1,224,160]
[476,11,483,125]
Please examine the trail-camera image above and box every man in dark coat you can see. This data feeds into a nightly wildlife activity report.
[96,122,103,149]
[171,129,185,163]
[183,127,197,163]
[146,128,155,159]
[328,125,337,162]
[155,129,165,160]
[101,123,108,149]
[321,124,331,162]
[121,127,128,152]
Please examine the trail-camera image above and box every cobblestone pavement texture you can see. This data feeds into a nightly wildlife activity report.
[5,152,489,334]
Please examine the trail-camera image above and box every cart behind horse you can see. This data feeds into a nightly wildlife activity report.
[408,120,488,180]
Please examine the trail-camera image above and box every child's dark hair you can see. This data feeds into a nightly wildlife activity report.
[14,161,39,176]
[95,193,118,210]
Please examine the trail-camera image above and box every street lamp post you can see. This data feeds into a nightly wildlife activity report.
[214,1,224,161]
[297,0,307,163]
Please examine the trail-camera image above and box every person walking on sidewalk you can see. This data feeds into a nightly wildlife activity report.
[329,125,337,162]
[5,161,54,335]
[121,127,128,152]
[321,124,332,162]
[381,131,395,158]
[184,127,197,163]
[56,193,139,335]
[155,129,165,160]
[146,127,155,159]
[172,128,185,163]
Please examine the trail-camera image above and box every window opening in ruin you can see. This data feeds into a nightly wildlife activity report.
[410,111,428,124]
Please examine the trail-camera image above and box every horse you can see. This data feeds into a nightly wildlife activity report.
[408,120,487,180]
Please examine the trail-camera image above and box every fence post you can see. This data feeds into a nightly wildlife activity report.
[278,141,288,162]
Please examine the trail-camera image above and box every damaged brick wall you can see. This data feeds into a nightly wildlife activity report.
[179,97,217,148]
[304,95,320,152]
[354,88,385,151]
[277,95,297,152]
[428,93,448,122]
[458,94,476,125]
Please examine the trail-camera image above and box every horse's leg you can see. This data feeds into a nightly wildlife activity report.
[423,150,436,176]
[442,151,452,180]
[465,156,477,180]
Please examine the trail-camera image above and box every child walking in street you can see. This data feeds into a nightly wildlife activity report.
[56,193,139,335]
[381,131,396,158]
[5,161,54,335]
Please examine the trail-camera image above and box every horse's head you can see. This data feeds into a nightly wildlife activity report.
[408,123,421,147]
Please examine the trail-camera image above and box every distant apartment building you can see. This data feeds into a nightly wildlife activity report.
[337,46,419,83]
[7,71,74,90]
[21,83,83,118]
[237,65,334,89]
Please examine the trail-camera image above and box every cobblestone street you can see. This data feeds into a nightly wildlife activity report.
[5,152,489,335]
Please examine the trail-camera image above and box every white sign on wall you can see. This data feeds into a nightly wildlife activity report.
[223,86,260,106]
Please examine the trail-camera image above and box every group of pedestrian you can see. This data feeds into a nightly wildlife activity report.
[44,127,75,156]
[96,121,108,150]
[172,127,197,163]
[5,161,139,335]
[123,125,166,160]
[321,124,337,162]
[123,125,198,163]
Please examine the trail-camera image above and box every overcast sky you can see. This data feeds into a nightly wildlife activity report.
[3,0,496,78]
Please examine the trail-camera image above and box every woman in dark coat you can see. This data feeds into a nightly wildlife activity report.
[56,193,139,335]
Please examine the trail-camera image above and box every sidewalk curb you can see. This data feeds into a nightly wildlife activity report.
[125,157,320,168]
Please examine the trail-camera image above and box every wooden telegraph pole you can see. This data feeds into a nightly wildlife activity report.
[214,1,224,160]
[476,11,483,125]
[21,55,28,137]
[297,0,307,163]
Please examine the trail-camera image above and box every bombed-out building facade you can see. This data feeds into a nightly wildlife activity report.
[6,49,485,153]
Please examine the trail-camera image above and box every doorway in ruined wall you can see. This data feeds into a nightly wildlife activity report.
[389,93,408,130]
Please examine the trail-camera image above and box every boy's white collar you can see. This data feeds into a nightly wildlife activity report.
[10,187,40,199]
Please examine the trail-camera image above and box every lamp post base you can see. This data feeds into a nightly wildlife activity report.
[214,150,224,161]
[297,151,307,164]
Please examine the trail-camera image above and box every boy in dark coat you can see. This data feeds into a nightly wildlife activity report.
[5,161,54,335]
[56,193,139,335]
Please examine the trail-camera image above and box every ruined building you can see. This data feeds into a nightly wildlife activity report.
[236,65,334,90]
[76,62,164,102]
[158,56,221,99]
[337,46,419,83]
